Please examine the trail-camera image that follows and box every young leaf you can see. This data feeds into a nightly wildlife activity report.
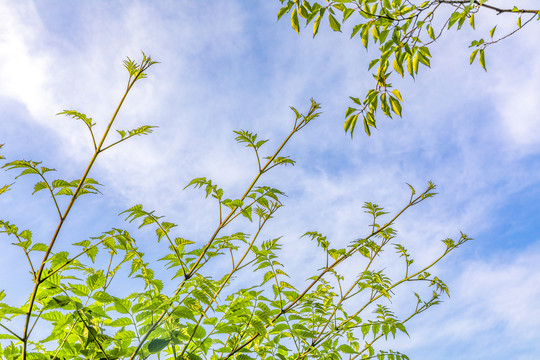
[57,110,95,128]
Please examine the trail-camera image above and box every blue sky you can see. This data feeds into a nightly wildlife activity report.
[1,1,539,359]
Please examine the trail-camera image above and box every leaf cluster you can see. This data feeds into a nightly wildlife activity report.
[0,53,472,360]
[277,0,539,136]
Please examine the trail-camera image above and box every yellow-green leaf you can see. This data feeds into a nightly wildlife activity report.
[313,13,322,37]
[363,116,372,136]
[469,49,479,64]
[478,49,486,71]
[413,53,420,73]
[0,184,11,195]
[428,25,435,40]
[489,25,497,39]
[406,56,414,76]
[389,96,402,117]
[298,5,309,19]
[392,57,404,76]
[344,114,359,135]
[328,13,341,32]
[345,107,357,117]
[291,8,300,34]
[391,89,403,101]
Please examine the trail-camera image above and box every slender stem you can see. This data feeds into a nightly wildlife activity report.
[0,322,22,341]
[185,111,311,280]
[51,320,78,360]
[38,172,62,219]
[129,104,319,360]
[180,214,271,356]
[222,186,434,359]
[103,250,115,290]
[14,233,36,280]
[303,246,455,357]
[76,309,110,360]
[309,240,384,348]
[21,62,151,359]
[437,0,539,14]
[41,237,108,282]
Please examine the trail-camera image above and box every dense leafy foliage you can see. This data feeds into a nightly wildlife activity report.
[0,52,471,360]
[277,0,539,136]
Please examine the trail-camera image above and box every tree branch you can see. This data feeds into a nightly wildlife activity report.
[438,0,540,14]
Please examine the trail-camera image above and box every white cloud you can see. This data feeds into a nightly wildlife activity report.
[0,1,55,118]
[1,1,540,359]
[393,240,540,359]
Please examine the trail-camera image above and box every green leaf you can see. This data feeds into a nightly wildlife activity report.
[344,114,359,135]
[392,57,404,77]
[291,7,300,34]
[339,344,356,354]
[241,206,253,222]
[427,25,435,40]
[490,26,497,38]
[277,4,290,20]
[298,5,309,19]
[391,89,403,101]
[110,317,132,327]
[361,25,369,48]
[114,298,132,314]
[413,53,420,74]
[19,229,32,241]
[395,323,409,336]
[343,8,355,21]
[32,181,48,195]
[406,55,414,76]
[57,110,95,128]
[478,49,486,71]
[361,323,370,337]
[389,96,402,117]
[86,272,106,291]
[351,23,362,39]
[363,116,371,136]
[345,107,357,117]
[469,49,479,64]
[14,240,31,250]
[328,14,341,32]
[69,283,89,297]
[148,338,170,353]
[0,183,11,195]
[448,12,460,29]
[92,291,114,303]
[313,12,322,37]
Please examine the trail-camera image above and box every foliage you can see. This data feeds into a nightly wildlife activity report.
[277,0,540,136]
[0,53,470,360]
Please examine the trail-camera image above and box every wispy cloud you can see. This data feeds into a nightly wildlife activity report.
[1,1,539,358]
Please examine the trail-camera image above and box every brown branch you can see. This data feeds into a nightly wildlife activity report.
[438,0,540,14]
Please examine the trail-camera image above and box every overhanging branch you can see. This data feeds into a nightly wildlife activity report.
[437,0,540,15]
